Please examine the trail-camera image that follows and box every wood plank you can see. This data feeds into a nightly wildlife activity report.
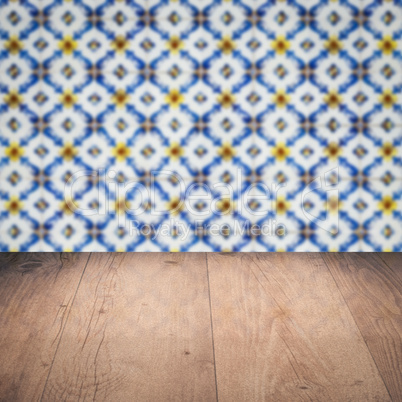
[376,252,402,281]
[207,252,390,401]
[322,252,402,401]
[41,252,216,401]
[0,252,90,402]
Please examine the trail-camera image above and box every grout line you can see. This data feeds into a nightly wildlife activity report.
[38,22,46,251]
[251,10,257,181]
[39,252,92,402]
[357,8,364,252]
[100,175,402,184]
[205,253,219,402]
[319,252,394,401]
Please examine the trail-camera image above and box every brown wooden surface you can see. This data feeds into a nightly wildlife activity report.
[0,253,90,402]
[0,252,400,401]
[41,253,216,402]
[207,253,390,401]
[322,252,402,402]
[378,252,402,281]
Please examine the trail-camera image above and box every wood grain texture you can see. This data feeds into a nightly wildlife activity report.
[0,252,90,402]
[322,252,402,401]
[41,253,216,402]
[207,252,391,401]
[377,252,402,281]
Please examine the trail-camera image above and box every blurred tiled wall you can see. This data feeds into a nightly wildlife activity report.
[0,0,401,251]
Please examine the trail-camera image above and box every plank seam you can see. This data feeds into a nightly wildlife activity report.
[39,252,92,402]
[206,253,219,402]
[320,253,393,401]
[375,253,401,285]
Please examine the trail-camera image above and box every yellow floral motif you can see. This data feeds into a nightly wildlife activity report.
[60,142,78,161]
[217,36,236,54]
[4,89,23,109]
[379,89,397,109]
[217,89,236,109]
[271,142,290,161]
[165,89,184,108]
[112,142,131,162]
[4,35,23,54]
[166,196,184,216]
[324,196,342,215]
[111,35,129,54]
[273,195,290,215]
[166,142,184,161]
[166,36,184,54]
[5,196,23,215]
[378,35,397,55]
[60,89,77,108]
[378,195,397,215]
[379,142,396,161]
[112,89,130,108]
[216,197,236,215]
[272,89,290,108]
[324,89,343,108]
[60,199,78,215]
[217,142,236,161]
[58,35,77,55]
[5,142,24,162]
[324,142,342,160]
[271,36,290,55]
[114,197,131,215]
[324,35,343,54]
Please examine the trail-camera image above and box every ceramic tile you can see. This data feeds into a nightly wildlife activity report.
[0,0,401,251]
